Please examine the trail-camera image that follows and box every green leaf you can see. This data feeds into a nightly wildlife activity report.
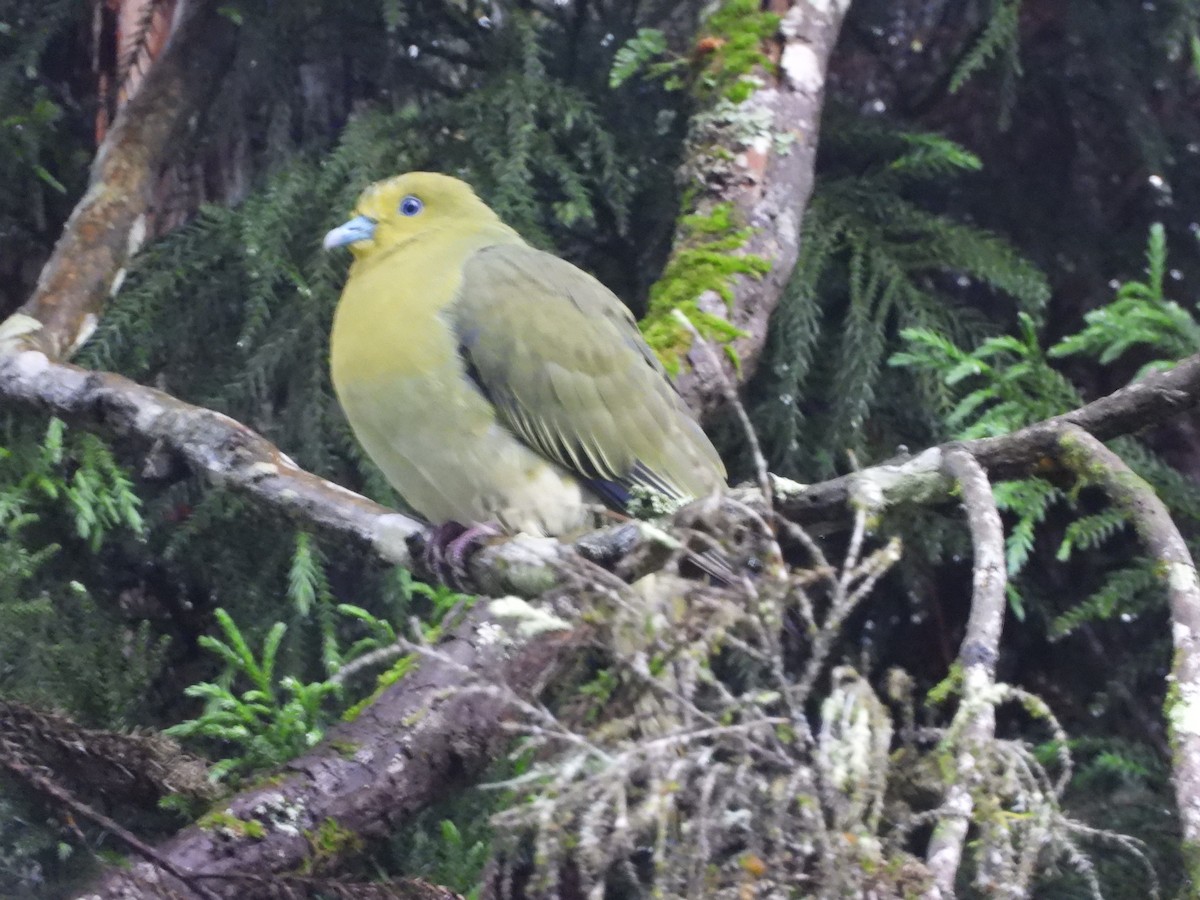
[609,29,669,89]
[32,164,65,193]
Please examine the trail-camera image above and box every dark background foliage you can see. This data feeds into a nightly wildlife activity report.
[2,0,1198,895]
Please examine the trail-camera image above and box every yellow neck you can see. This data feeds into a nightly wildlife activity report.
[330,223,522,384]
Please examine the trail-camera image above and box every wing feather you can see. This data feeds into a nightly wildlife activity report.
[451,243,724,508]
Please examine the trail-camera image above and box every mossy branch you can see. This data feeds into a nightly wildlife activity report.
[781,350,1200,527]
[640,203,766,375]
[1056,423,1200,883]
[659,0,852,416]
[925,449,1007,892]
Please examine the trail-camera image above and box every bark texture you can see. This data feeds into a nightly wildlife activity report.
[6,0,235,361]
[673,0,851,415]
[1057,424,1200,885]
[924,449,1007,895]
[84,602,581,899]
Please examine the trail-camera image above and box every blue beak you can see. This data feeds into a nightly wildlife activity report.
[323,215,377,250]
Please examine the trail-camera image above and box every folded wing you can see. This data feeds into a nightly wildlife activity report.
[452,243,725,508]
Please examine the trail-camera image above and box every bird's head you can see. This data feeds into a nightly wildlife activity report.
[323,172,500,258]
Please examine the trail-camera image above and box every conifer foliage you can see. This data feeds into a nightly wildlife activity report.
[2,0,1200,896]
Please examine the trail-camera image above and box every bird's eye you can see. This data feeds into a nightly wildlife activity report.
[399,195,424,217]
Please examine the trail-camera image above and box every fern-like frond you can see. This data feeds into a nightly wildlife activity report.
[950,0,1023,94]
[1050,562,1160,637]
[1057,508,1129,559]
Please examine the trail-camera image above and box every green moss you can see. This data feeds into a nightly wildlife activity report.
[608,1,778,103]
[402,707,429,728]
[924,661,963,706]
[305,817,364,861]
[578,668,619,722]
[640,203,768,374]
[693,0,781,103]
[342,653,418,722]
[635,3,789,373]
[197,809,267,840]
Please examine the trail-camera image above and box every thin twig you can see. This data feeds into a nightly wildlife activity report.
[329,641,411,688]
[796,536,902,700]
[671,310,779,553]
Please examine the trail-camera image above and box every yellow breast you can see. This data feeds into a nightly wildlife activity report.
[329,228,592,535]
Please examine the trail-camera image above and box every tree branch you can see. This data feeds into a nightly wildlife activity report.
[0,699,216,808]
[1055,423,1200,882]
[85,598,585,899]
[0,350,426,564]
[671,0,851,414]
[779,351,1200,526]
[0,0,236,361]
[0,346,1170,893]
[925,449,1007,894]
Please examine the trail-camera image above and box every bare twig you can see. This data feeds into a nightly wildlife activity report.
[1056,423,1200,874]
[795,520,902,700]
[672,309,775,528]
[327,642,412,688]
[925,448,1008,895]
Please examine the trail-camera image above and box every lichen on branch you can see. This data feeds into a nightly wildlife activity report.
[652,0,851,415]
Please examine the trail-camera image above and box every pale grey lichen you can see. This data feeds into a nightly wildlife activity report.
[488,596,573,637]
[371,513,424,567]
[0,314,44,352]
[474,619,511,647]
[780,41,822,93]
[249,791,307,837]
[1169,561,1200,594]
[849,447,951,518]
[768,473,808,499]
[1170,681,1200,737]
[680,97,775,192]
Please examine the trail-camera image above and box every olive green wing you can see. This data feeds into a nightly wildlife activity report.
[451,243,725,505]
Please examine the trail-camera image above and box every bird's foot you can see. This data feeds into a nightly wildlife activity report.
[424,521,500,589]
